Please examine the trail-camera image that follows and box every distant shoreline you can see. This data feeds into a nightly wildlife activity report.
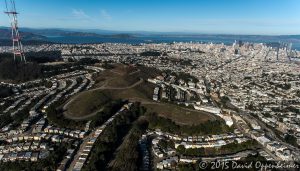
[46,36,300,50]
[1,35,300,50]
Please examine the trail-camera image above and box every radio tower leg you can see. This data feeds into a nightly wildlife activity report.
[4,0,26,63]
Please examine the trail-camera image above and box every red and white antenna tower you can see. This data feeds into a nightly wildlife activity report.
[4,0,26,62]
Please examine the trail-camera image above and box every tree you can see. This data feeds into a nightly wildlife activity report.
[176,145,186,154]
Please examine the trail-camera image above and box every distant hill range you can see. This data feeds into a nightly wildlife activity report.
[0,27,135,44]
[0,27,300,46]
[0,28,46,40]
[60,32,133,38]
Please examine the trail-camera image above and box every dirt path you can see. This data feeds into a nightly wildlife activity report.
[91,78,143,91]
[178,106,218,120]
[129,97,218,122]
[63,78,143,120]
[64,107,104,120]
[128,69,141,75]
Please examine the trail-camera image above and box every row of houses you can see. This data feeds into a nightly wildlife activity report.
[65,76,89,98]
[153,129,243,142]
[0,67,104,166]
[0,141,47,153]
[85,66,104,73]
[0,150,49,162]
[2,97,26,114]
[156,150,256,169]
[44,126,86,139]
[139,134,151,171]
[55,70,88,80]
[174,137,250,149]
[6,133,76,144]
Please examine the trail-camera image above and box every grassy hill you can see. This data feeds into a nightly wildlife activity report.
[64,91,112,118]
[64,64,217,125]
[64,64,156,118]
[144,104,216,126]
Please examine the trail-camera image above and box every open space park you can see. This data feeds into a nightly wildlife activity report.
[63,64,217,125]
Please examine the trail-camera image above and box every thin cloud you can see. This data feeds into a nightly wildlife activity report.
[100,9,112,20]
[72,9,91,20]
[182,18,300,27]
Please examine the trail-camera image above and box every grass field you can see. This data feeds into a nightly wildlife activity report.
[64,64,215,125]
[64,64,156,118]
[144,103,217,125]
[94,64,141,88]
[65,91,112,117]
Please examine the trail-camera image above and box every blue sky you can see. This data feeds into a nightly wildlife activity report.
[0,0,300,35]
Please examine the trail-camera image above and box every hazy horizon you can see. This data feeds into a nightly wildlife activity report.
[0,0,300,35]
[1,26,300,36]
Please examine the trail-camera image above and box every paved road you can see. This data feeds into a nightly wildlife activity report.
[67,130,94,171]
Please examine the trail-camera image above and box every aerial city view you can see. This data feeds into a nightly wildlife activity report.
[0,0,300,170]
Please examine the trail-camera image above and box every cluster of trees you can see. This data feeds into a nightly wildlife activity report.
[0,55,91,82]
[75,58,99,65]
[176,72,199,83]
[178,162,201,171]
[140,51,162,57]
[218,140,259,155]
[0,86,13,98]
[0,113,13,129]
[0,58,42,82]
[11,107,30,129]
[243,153,266,162]
[147,113,180,133]
[89,100,125,129]
[268,81,291,90]
[42,63,84,78]
[147,113,233,136]
[108,118,148,171]
[138,66,162,79]
[101,61,115,69]
[176,145,205,156]
[0,144,67,171]
[26,51,62,63]
[297,90,300,98]
[0,102,32,130]
[82,103,145,171]
[284,134,298,147]
[158,139,175,151]
[169,58,193,67]
[0,51,62,64]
